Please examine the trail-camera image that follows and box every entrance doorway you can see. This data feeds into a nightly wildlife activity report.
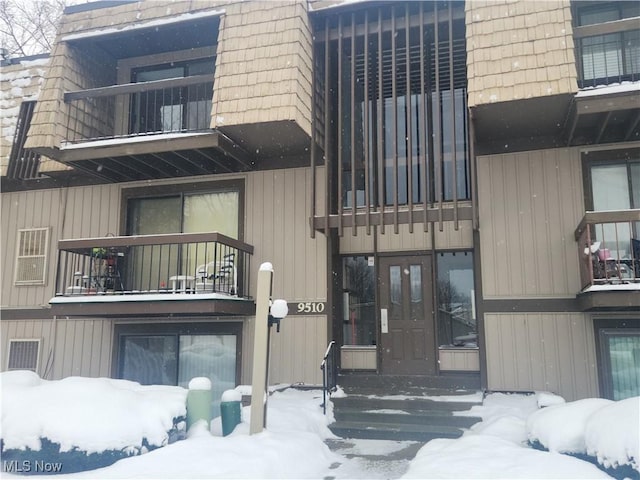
[378,256,436,375]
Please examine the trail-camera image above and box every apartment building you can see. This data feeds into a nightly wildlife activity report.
[1,0,638,406]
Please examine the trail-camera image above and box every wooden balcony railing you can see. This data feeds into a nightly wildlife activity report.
[575,209,640,290]
[54,232,253,299]
[63,75,214,143]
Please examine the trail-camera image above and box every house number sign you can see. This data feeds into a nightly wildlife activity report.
[288,302,326,315]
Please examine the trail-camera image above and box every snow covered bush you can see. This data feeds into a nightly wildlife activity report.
[526,396,639,480]
[1,371,188,474]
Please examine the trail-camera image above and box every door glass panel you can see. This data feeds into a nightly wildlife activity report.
[410,265,422,303]
[178,334,236,417]
[342,256,376,346]
[437,252,475,347]
[390,266,401,305]
[121,335,177,385]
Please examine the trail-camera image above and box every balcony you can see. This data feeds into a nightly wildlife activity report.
[50,232,255,317]
[37,75,254,182]
[575,209,640,310]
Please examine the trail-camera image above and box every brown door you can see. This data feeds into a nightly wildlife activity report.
[379,256,436,375]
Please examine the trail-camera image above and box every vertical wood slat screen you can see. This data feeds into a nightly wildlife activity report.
[7,101,41,180]
[8,339,40,371]
[310,2,470,236]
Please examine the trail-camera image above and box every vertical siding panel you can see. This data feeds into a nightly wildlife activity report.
[80,319,94,376]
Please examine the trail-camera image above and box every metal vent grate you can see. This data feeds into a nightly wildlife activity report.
[8,339,40,371]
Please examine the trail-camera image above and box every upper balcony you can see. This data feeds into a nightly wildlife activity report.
[575,209,640,310]
[50,232,255,317]
[566,1,640,147]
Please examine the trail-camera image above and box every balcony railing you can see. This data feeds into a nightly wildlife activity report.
[575,209,640,290]
[54,232,253,299]
[574,18,640,88]
[63,75,214,143]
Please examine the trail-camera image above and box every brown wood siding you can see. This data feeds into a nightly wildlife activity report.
[484,313,598,401]
[477,148,584,298]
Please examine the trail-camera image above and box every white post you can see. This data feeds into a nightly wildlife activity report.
[249,262,273,434]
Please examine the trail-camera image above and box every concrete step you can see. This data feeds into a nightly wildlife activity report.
[337,373,481,391]
[331,395,481,412]
[329,420,465,442]
[333,407,481,428]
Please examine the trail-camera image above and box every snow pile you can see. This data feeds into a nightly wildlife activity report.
[585,397,640,472]
[1,370,187,454]
[527,398,613,453]
[403,393,614,479]
[526,396,639,475]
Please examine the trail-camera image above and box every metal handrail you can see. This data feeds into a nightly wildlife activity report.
[320,340,337,414]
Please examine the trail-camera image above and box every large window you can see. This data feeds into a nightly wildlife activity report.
[436,252,476,348]
[575,2,640,87]
[589,154,640,260]
[116,323,241,417]
[125,183,241,291]
[342,256,376,346]
[595,320,640,400]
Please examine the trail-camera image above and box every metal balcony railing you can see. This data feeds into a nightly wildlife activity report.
[575,209,640,290]
[63,75,214,143]
[54,232,253,299]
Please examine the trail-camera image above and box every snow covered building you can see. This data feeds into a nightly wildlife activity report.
[1,0,638,404]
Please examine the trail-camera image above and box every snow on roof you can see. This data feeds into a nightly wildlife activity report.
[61,9,224,42]
[582,283,640,292]
[308,0,370,12]
[576,81,640,98]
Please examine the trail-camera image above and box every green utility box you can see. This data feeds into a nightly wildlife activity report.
[220,389,242,436]
[186,377,213,430]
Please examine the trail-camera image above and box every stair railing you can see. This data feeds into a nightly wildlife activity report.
[320,340,337,414]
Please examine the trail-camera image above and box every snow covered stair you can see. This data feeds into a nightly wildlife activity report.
[330,375,483,442]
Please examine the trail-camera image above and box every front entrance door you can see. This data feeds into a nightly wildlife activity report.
[379,256,436,375]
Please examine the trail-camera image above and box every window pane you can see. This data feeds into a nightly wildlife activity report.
[121,335,177,385]
[410,265,422,303]
[343,257,376,346]
[178,334,236,417]
[129,196,182,235]
[183,192,238,238]
[390,265,401,306]
[437,252,475,348]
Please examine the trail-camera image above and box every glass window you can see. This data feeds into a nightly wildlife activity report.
[410,264,422,303]
[590,160,640,260]
[120,330,237,417]
[436,252,476,348]
[343,256,376,346]
[599,328,640,400]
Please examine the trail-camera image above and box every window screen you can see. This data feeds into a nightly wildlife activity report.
[15,228,49,285]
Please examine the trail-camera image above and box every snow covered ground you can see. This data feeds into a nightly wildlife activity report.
[1,371,638,479]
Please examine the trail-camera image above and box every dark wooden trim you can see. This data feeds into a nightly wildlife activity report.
[51,298,256,317]
[483,298,581,313]
[577,291,640,311]
[59,232,252,256]
[1,308,54,320]
[313,204,473,231]
[64,74,213,102]
[574,209,640,241]
[573,17,640,39]
[575,90,640,116]
[472,229,487,390]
